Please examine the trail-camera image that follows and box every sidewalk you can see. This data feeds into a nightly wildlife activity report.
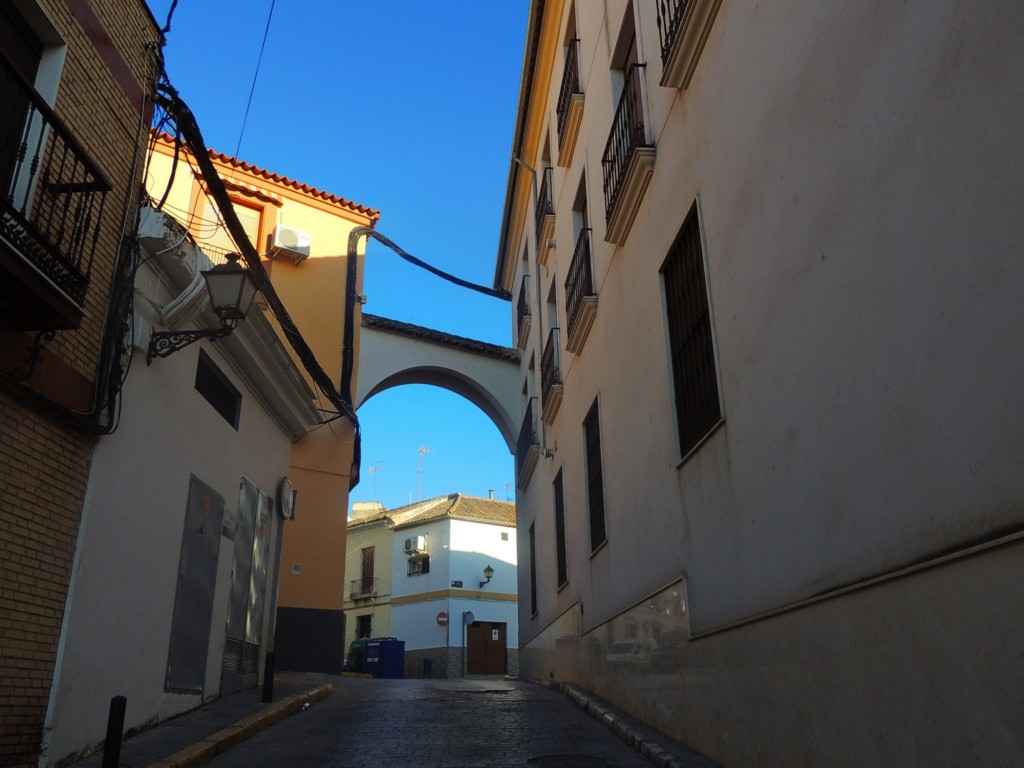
[67,672,337,768]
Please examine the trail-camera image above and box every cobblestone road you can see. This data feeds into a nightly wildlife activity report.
[204,677,658,768]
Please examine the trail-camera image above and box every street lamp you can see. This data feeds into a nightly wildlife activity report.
[147,253,258,364]
[479,564,494,589]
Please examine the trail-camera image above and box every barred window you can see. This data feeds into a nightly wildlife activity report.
[661,204,721,457]
[553,470,568,586]
[583,400,606,550]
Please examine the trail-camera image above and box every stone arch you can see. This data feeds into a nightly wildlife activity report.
[356,315,523,454]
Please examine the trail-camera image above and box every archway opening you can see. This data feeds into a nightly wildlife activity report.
[350,384,515,511]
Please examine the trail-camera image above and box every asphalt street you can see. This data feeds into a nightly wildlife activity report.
[202,677,661,768]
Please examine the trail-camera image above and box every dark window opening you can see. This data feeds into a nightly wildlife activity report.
[553,470,568,586]
[662,204,721,457]
[528,523,538,616]
[408,554,430,576]
[195,349,242,429]
[584,399,606,550]
[355,614,372,639]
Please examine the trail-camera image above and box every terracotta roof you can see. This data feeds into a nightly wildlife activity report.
[350,493,516,529]
[152,131,380,222]
[362,314,520,363]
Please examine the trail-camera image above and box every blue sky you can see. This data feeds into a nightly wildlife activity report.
[146,1,528,508]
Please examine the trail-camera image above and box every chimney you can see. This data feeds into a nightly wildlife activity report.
[488,489,494,499]
[351,501,386,520]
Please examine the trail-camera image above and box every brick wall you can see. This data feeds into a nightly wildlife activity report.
[0,0,160,763]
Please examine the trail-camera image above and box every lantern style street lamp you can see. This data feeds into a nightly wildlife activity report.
[146,253,258,364]
[479,564,495,588]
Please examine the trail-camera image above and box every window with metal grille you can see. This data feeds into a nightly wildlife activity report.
[661,204,721,457]
[583,399,606,550]
[528,523,538,616]
[553,470,568,586]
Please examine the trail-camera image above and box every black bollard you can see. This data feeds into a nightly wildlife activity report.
[102,695,127,768]
[262,651,275,703]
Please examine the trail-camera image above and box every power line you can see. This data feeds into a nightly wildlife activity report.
[236,0,277,158]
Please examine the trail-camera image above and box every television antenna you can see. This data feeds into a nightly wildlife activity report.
[504,482,513,501]
[368,461,385,499]
[417,445,431,500]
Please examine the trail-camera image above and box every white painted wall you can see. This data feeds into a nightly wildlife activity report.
[505,0,1024,764]
[390,517,517,655]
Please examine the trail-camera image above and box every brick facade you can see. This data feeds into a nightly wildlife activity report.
[0,1,160,763]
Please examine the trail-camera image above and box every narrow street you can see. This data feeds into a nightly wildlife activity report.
[203,677,670,768]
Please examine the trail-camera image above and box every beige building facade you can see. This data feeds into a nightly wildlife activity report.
[496,1,1024,766]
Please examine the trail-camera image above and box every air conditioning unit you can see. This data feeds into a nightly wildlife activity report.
[404,536,426,555]
[270,224,312,263]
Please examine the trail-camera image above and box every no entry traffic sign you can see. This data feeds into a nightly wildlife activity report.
[436,611,449,627]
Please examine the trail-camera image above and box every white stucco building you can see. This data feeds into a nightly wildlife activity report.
[42,207,321,765]
[345,494,518,678]
[494,1,1024,766]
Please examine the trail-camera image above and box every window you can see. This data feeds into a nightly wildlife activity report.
[583,399,606,550]
[553,470,568,586]
[408,554,430,576]
[195,349,242,429]
[358,546,375,595]
[355,614,372,639]
[202,199,262,261]
[662,204,721,457]
[528,523,538,616]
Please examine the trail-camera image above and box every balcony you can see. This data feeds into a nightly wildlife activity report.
[556,39,585,167]
[349,576,377,600]
[601,64,656,246]
[0,51,111,331]
[565,229,597,354]
[540,327,563,424]
[516,397,540,490]
[656,0,723,89]
[516,274,531,350]
[535,166,555,266]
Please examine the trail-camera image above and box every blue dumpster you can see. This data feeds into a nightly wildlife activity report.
[364,637,405,679]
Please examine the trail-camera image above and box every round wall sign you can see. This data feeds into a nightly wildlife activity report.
[278,476,295,520]
[436,611,449,627]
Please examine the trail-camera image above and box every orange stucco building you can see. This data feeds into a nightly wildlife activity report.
[146,133,379,672]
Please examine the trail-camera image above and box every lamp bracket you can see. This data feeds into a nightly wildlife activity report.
[146,325,234,365]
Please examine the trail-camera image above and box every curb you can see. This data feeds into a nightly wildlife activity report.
[144,684,333,768]
[557,683,720,768]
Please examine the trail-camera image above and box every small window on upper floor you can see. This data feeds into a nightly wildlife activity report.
[408,554,430,576]
[195,349,242,430]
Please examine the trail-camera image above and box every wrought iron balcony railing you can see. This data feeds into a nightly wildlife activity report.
[0,49,111,330]
[535,166,554,243]
[656,0,690,67]
[556,39,582,145]
[516,397,540,488]
[601,64,650,224]
[565,229,594,338]
[540,326,564,423]
[541,327,562,405]
[516,273,531,343]
[349,576,377,599]
[516,274,532,331]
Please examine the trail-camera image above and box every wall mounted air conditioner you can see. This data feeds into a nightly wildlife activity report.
[404,536,426,555]
[270,224,312,263]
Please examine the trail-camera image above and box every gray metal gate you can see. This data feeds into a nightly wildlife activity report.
[222,476,272,693]
[165,476,224,694]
